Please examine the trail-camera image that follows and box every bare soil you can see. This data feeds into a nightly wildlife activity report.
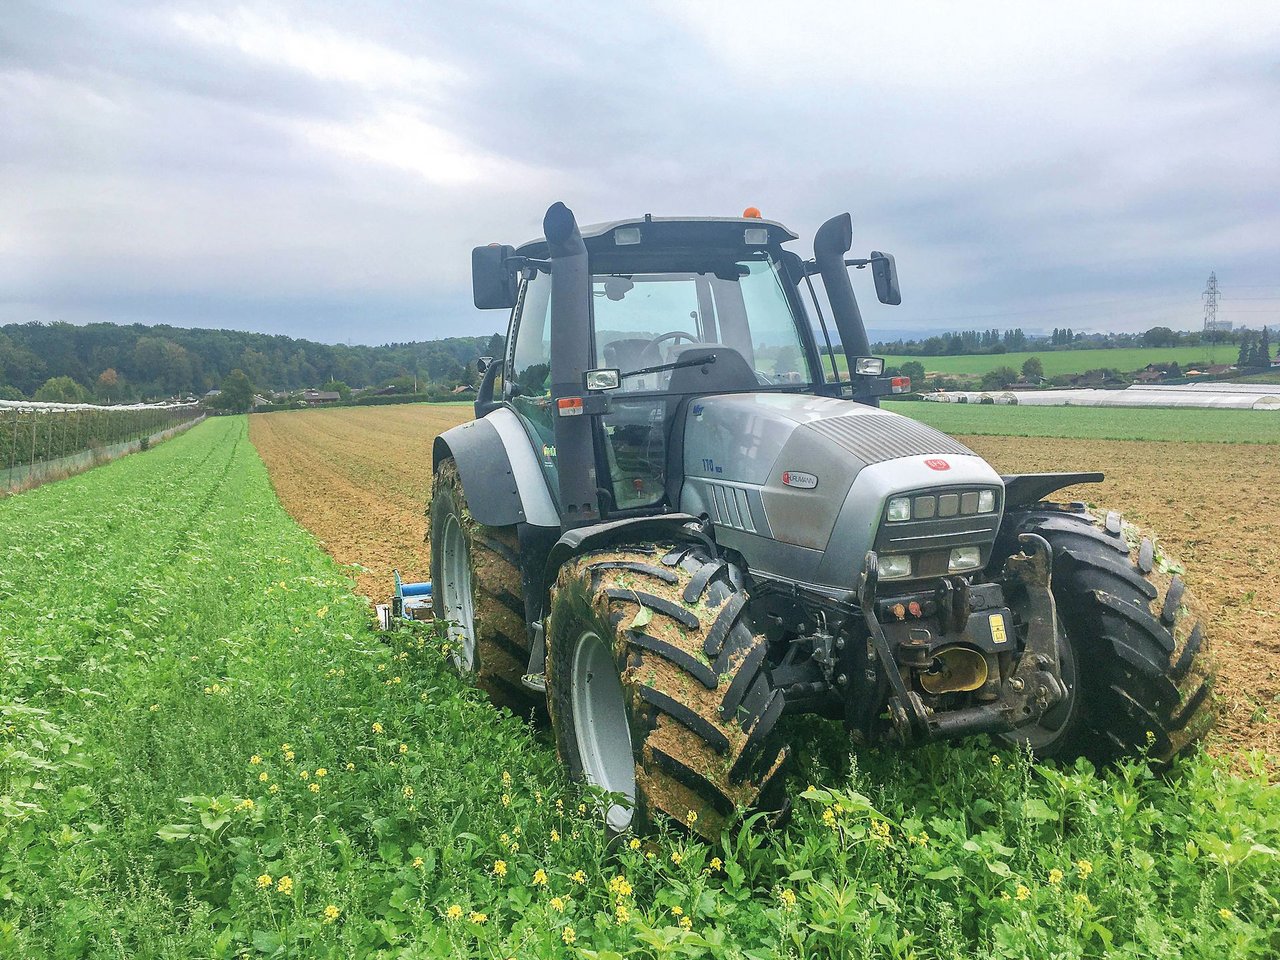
[249,405,1279,757]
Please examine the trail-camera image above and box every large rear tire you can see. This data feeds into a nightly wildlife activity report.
[428,458,536,713]
[999,507,1216,763]
[546,542,788,838]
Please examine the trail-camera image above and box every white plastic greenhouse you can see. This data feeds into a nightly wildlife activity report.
[922,384,1280,411]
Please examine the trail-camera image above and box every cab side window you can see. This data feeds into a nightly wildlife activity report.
[506,272,558,493]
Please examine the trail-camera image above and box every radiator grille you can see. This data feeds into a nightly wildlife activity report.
[804,414,973,465]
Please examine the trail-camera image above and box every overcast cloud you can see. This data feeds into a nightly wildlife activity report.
[2,1,1278,344]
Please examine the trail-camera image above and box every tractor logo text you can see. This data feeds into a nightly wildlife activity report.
[925,459,951,471]
[782,471,818,489]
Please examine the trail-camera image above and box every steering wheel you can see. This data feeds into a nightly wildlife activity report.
[636,330,699,368]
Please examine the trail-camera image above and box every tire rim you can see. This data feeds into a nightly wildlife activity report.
[570,629,635,832]
[1020,621,1079,750]
[439,514,475,671]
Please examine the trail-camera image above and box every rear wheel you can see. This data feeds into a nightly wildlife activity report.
[546,542,788,838]
[429,458,536,712]
[999,507,1216,763]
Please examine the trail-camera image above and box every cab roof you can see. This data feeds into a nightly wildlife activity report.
[515,215,798,258]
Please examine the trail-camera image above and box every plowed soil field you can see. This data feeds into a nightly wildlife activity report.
[250,404,1280,758]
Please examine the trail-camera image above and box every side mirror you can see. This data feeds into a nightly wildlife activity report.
[476,356,494,375]
[472,244,518,309]
[870,252,901,305]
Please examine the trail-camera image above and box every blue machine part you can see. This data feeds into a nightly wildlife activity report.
[393,570,434,621]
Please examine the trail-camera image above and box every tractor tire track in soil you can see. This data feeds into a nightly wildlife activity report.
[249,404,1279,758]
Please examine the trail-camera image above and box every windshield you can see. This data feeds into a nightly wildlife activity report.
[591,254,813,391]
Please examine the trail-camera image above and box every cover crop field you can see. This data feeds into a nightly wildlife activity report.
[4,416,1279,958]
[880,347,1235,378]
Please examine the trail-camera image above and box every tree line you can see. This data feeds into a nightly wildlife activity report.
[0,322,505,403]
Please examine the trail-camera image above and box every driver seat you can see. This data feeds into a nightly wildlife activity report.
[601,338,652,373]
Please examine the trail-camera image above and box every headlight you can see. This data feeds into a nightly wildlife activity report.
[949,546,982,572]
[887,497,912,522]
[877,555,912,580]
[978,489,996,513]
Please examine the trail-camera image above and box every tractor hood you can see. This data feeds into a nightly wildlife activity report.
[678,394,1005,593]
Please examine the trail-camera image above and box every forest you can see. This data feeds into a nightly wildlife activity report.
[0,321,503,402]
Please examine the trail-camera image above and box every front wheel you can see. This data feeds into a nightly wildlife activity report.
[998,507,1216,763]
[545,542,788,838]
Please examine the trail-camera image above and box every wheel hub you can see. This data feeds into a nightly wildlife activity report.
[439,514,475,671]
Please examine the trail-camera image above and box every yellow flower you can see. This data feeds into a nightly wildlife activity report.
[1074,893,1090,907]
[315,768,327,777]
[446,904,462,920]
[561,927,576,945]
[550,896,566,912]
[670,851,683,866]
[991,754,1001,766]
[502,793,511,807]
[402,786,414,799]
[870,819,892,846]
[1016,885,1030,901]
[578,803,587,814]
[571,870,586,885]
[1076,859,1093,878]
[822,807,837,828]
[317,605,329,618]
[345,762,355,771]
[412,856,424,869]
[397,742,408,755]
[276,875,293,895]
[615,904,630,924]
[709,856,722,871]
[628,838,641,851]
[779,888,797,909]
[236,798,254,811]
[149,703,159,712]
[256,874,273,889]
[502,770,512,788]
[323,904,340,923]
[1219,907,1233,920]
[269,784,279,794]
[372,722,384,734]
[533,868,548,887]
[535,791,543,805]
[309,782,320,792]
[284,750,295,762]
[250,755,262,765]
[608,875,632,898]
[671,905,684,916]
[685,810,698,825]
[469,911,488,924]
[679,916,693,930]
[300,770,309,780]
[1048,868,1064,885]
[493,860,507,878]
[556,799,564,812]
[550,829,560,843]
[999,891,1011,901]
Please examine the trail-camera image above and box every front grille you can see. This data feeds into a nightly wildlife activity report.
[804,414,973,465]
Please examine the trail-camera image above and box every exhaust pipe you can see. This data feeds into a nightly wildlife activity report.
[814,213,871,360]
[543,202,600,528]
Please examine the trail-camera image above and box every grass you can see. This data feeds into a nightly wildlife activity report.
[884,401,1280,444]
[3,418,1279,957]
[876,347,1231,378]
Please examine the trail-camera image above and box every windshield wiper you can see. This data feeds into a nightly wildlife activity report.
[620,353,717,380]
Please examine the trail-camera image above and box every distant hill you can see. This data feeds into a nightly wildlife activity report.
[0,321,503,401]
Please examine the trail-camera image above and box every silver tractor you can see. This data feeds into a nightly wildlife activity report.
[429,202,1214,836]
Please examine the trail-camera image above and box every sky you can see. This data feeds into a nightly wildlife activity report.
[2,1,1279,346]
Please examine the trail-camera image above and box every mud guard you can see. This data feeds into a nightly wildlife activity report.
[543,514,712,591]
[433,409,558,528]
[1002,472,1103,509]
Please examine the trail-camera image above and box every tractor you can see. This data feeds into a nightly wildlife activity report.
[428,202,1214,837]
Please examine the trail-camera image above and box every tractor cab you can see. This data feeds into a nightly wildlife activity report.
[473,209,906,522]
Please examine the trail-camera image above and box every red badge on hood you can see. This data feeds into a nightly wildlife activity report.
[925,459,951,471]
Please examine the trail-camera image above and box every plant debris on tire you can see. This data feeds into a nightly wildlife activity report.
[999,506,1216,763]
[428,458,537,713]
[545,542,789,839]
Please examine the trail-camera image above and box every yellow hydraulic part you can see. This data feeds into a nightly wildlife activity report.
[919,646,989,695]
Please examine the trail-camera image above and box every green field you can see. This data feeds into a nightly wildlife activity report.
[877,347,1232,378]
[885,401,1280,444]
[3,418,1279,957]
